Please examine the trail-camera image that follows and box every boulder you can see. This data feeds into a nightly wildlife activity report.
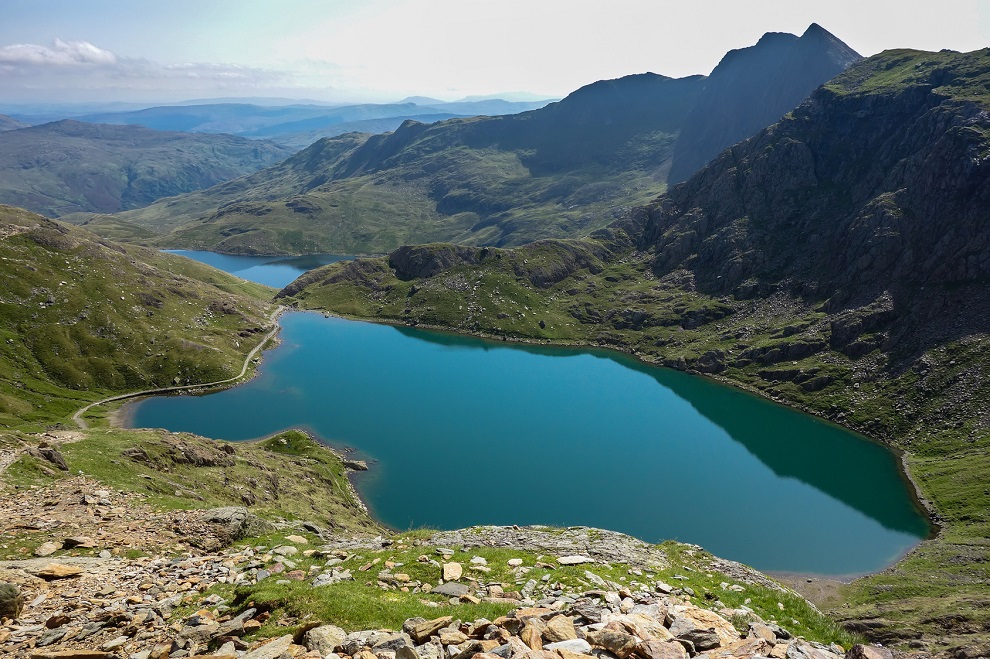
[443,562,463,581]
[36,447,69,471]
[667,607,737,647]
[242,635,296,659]
[405,616,453,643]
[844,646,893,659]
[0,582,24,619]
[432,582,469,597]
[201,507,274,540]
[586,630,640,659]
[34,541,59,557]
[543,615,577,643]
[545,639,592,654]
[634,640,689,659]
[556,555,595,565]
[372,633,414,653]
[786,640,844,659]
[63,536,96,549]
[36,564,83,580]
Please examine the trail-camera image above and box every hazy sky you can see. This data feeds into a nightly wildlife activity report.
[2,0,989,105]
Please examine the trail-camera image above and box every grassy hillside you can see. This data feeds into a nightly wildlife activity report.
[279,47,990,656]
[0,120,292,217]
[0,205,276,430]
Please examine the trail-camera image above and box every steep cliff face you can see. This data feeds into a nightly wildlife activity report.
[668,24,862,183]
[643,48,990,357]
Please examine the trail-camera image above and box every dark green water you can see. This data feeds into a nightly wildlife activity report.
[165,250,352,288]
[130,311,929,576]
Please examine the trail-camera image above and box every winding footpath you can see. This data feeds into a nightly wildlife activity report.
[71,305,285,430]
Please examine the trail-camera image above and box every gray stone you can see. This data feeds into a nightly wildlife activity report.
[372,632,413,653]
[306,624,347,655]
[546,639,593,654]
[37,627,69,647]
[675,629,720,652]
[202,507,274,540]
[102,636,130,650]
[417,641,445,659]
[786,640,843,659]
[571,598,604,623]
[37,447,69,471]
[34,541,59,557]
[243,634,294,659]
[557,555,595,565]
[75,621,106,640]
[431,582,469,597]
[312,569,352,587]
[584,570,609,589]
[344,630,396,655]
[845,645,894,659]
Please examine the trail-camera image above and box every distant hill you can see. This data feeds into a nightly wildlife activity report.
[0,120,293,216]
[0,114,28,131]
[105,25,858,255]
[112,72,706,254]
[74,98,555,147]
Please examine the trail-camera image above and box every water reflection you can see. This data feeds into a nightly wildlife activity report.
[130,313,928,575]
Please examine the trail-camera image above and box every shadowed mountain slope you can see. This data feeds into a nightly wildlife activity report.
[668,23,862,183]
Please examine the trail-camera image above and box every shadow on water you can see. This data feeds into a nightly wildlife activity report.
[390,323,931,539]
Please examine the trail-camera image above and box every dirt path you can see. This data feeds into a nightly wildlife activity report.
[71,305,285,430]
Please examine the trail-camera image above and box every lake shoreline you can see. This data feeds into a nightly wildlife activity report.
[124,307,930,578]
[313,308,941,539]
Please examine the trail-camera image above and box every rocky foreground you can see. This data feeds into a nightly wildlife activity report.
[0,478,894,659]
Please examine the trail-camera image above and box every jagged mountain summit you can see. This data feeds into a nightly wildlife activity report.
[89,25,859,255]
[668,23,862,182]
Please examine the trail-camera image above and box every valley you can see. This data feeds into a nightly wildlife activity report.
[0,17,986,659]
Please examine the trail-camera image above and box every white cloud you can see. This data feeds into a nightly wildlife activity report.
[0,38,299,102]
[0,38,117,66]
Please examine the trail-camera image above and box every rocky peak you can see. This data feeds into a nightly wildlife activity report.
[668,24,862,183]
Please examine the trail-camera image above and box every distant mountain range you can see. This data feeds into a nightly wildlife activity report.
[92,25,860,255]
[63,98,555,149]
[0,120,293,217]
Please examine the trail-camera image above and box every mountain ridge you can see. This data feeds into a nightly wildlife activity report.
[668,23,861,182]
[97,25,858,256]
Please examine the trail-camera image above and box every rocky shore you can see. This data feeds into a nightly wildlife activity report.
[0,476,898,659]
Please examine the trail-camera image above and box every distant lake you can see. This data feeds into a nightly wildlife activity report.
[165,250,353,289]
[132,255,930,576]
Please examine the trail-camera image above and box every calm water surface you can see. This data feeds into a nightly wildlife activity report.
[166,250,352,288]
[136,254,930,576]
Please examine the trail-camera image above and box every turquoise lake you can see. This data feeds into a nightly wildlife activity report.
[131,253,931,576]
